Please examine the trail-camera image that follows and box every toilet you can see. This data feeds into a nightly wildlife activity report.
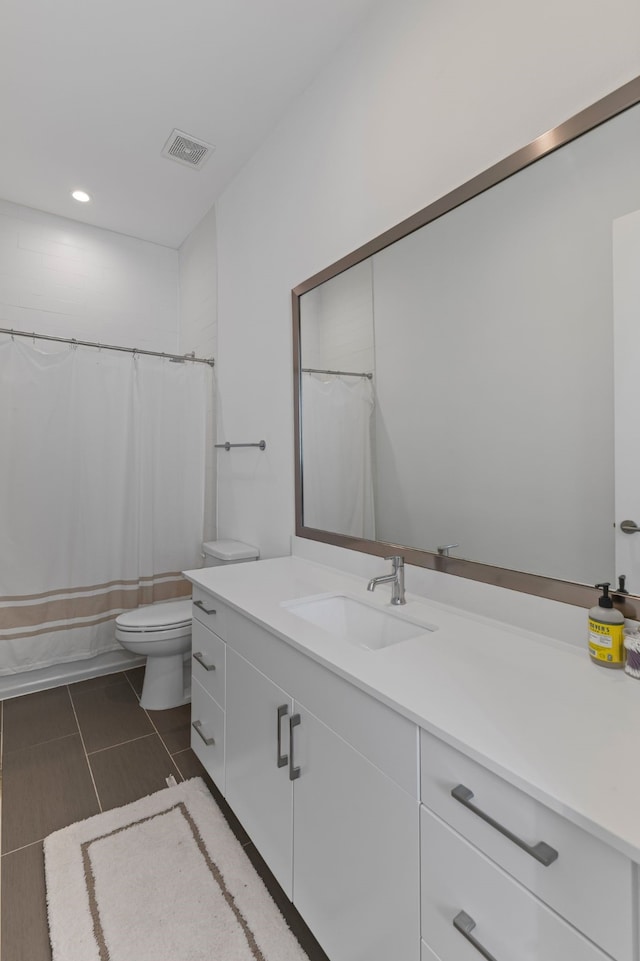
[115,540,259,710]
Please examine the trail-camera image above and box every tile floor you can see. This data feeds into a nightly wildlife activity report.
[0,667,328,961]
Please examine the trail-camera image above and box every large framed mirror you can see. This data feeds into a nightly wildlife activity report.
[292,76,640,611]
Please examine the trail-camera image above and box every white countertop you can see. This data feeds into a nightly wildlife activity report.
[184,555,640,862]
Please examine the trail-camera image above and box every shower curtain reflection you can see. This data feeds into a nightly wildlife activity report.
[301,373,375,539]
[0,338,209,674]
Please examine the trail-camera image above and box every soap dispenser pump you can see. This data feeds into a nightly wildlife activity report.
[588,582,625,668]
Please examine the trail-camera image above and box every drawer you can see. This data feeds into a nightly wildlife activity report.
[420,729,633,961]
[191,618,226,708]
[421,806,609,961]
[190,677,225,793]
[192,587,229,639]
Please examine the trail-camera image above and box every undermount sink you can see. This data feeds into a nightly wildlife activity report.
[282,594,435,651]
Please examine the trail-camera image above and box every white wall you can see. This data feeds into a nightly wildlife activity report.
[0,199,179,350]
[179,205,218,542]
[215,0,640,623]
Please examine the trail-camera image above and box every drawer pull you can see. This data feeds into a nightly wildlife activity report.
[289,713,301,781]
[192,720,215,746]
[277,704,289,768]
[451,784,558,866]
[194,599,217,615]
[453,911,498,961]
[192,651,216,672]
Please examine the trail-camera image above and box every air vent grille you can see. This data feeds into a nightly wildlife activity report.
[161,129,214,169]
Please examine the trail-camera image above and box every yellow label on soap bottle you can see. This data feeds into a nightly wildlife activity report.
[588,619,625,665]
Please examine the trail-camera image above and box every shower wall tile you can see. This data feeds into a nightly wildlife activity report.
[0,246,44,276]
[0,199,180,352]
[0,216,22,250]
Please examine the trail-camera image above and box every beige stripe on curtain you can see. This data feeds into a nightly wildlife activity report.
[0,575,191,638]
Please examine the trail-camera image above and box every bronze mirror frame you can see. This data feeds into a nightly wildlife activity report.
[292,75,640,613]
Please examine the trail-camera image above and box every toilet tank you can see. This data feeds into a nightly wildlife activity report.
[202,540,260,567]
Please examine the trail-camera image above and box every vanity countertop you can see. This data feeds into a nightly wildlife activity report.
[184,555,640,862]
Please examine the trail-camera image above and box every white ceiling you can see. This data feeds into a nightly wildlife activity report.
[0,0,379,248]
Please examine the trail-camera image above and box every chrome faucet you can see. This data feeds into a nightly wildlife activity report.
[367,555,406,605]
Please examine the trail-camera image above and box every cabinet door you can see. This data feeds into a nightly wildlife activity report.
[225,648,294,897]
[292,705,421,961]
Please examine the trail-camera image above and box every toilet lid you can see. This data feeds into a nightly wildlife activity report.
[116,599,192,631]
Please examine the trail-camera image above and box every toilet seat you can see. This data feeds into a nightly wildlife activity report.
[115,599,192,640]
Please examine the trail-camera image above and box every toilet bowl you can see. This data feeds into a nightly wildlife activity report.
[115,599,193,710]
[115,540,259,710]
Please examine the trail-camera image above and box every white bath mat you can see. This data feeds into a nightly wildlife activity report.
[44,777,309,961]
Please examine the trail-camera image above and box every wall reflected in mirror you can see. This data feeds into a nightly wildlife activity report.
[298,95,640,593]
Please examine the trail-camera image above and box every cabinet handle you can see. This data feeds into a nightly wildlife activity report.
[194,599,217,615]
[277,704,289,768]
[289,713,301,780]
[451,784,558,866]
[192,651,216,671]
[192,720,215,746]
[453,911,499,961]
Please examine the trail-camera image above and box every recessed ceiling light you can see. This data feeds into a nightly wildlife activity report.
[71,189,91,203]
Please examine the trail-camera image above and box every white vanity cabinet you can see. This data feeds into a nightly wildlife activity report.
[197,590,421,961]
[420,729,635,961]
[185,560,640,961]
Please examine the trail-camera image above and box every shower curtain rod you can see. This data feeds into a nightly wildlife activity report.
[0,327,215,367]
[302,367,373,379]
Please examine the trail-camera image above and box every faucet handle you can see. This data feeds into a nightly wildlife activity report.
[385,555,404,567]
[437,544,459,557]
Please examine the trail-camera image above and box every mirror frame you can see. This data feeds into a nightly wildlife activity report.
[292,74,640,613]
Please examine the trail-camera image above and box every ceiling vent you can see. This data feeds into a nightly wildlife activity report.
[161,129,214,169]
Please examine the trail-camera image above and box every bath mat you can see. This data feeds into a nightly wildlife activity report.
[44,777,308,961]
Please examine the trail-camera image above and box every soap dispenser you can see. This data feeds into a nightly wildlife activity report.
[588,582,625,668]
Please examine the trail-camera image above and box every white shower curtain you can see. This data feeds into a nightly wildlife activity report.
[301,374,375,539]
[0,338,210,674]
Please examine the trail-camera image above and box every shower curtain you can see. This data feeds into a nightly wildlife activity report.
[301,373,375,539]
[0,338,210,674]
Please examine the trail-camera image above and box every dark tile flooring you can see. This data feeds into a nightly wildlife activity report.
[0,667,329,961]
